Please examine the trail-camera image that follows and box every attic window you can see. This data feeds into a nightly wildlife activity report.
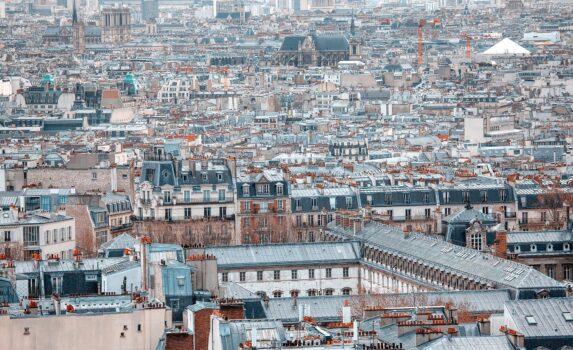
[201,173,207,181]
[563,312,573,322]
[525,316,537,325]
[162,170,169,178]
[217,173,223,181]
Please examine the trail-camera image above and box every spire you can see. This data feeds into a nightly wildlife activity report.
[350,12,356,36]
[72,0,78,24]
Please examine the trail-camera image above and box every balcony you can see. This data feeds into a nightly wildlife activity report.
[385,215,433,222]
[111,222,134,232]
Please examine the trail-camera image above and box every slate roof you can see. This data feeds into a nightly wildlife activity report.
[200,241,361,269]
[279,36,305,51]
[506,298,573,338]
[279,34,349,52]
[259,290,510,323]
[99,232,138,251]
[327,222,564,291]
[508,231,573,244]
[219,319,286,350]
[421,336,514,350]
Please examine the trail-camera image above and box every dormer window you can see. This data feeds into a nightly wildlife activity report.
[564,243,570,251]
[547,244,553,252]
[217,173,223,182]
[514,245,521,253]
[243,184,250,196]
[276,183,284,196]
[480,191,488,203]
[201,173,207,181]
[531,244,537,252]
[257,184,270,195]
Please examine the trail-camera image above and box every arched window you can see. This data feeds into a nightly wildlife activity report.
[307,289,318,296]
[290,290,299,298]
[341,288,352,296]
[324,288,334,296]
[272,290,283,298]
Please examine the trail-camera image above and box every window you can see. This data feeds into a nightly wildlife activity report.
[222,272,228,282]
[326,268,332,278]
[366,195,372,205]
[290,290,299,298]
[423,193,430,204]
[51,276,62,294]
[531,244,537,252]
[92,172,97,180]
[325,289,334,296]
[68,227,72,240]
[243,184,250,196]
[342,288,351,295]
[462,191,470,203]
[170,299,180,311]
[203,190,211,202]
[295,199,302,211]
[499,189,507,201]
[307,289,317,296]
[257,184,270,195]
[308,269,315,279]
[257,271,263,281]
[480,191,488,202]
[563,312,573,321]
[219,207,227,218]
[384,194,392,205]
[296,215,302,227]
[184,208,192,219]
[563,266,571,281]
[317,215,324,226]
[4,231,10,242]
[273,291,282,298]
[85,274,97,282]
[343,267,349,278]
[308,215,314,226]
[273,270,280,280]
[564,243,570,251]
[164,209,172,221]
[239,272,246,282]
[204,207,211,218]
[405,209,411,220]
[525,316,537,325]
[163,191,171,204]
[425,208,431,219]
[444,208,451,216]
[201,173,207,181]
[23,226,39,246]
[218,189,226,201]
[547,265,555,279]
[45,231,50,244]
[482,206,489,214]
[276,184,284,196]
[311,198,318,210]
[404,193,411,204]
[217,173,223,182]
[547,243,553,252]
[183,190,190,203]
[291,270,298,280]
[443,191,450,203]
[346,197,352,208]
[470,233,483,251]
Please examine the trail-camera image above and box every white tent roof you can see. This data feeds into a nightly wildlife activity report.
[482,38,530,55]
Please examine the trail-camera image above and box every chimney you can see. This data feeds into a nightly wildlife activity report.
[52,294,61,316]
[477,318,491,335]
[110,164,117,192]
[342,300,352,323]
[403,227,410,239]
[415,329,443,346]
[494,230,508,258]
[353,217,363,235]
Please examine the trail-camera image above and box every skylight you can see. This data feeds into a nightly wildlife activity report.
[563,312,573,322]
[525,316,537,325]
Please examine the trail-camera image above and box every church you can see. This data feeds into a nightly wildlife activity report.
[275,32,361,67]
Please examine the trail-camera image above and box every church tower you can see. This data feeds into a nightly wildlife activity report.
[72,1,85,55]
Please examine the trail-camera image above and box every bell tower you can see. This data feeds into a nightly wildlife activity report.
[72,1,85,55]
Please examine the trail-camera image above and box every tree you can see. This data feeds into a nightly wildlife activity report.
[536,189,573,230]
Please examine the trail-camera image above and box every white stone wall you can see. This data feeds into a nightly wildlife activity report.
[218,264,360,297]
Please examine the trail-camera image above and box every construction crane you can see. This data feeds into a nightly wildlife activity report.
[461,34,471,59]
[418,19,427,66]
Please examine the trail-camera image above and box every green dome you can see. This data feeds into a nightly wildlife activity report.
[124,72,136,84]
[40,74,54,85]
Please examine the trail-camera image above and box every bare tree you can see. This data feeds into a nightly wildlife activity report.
[537,189,573,229]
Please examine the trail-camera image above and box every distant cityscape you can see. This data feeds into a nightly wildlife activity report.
[0,0,573,349]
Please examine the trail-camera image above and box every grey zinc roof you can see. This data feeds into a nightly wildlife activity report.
[327,222,563,291]
[507,231,573,244]
[15,257,129,275]
[279,36,305,51]
[202,241,361,269]
[443,207,496,224]
[261,290,510,323]
[99,233,138,251]
[421,336,513,350]
[505,298,573,338]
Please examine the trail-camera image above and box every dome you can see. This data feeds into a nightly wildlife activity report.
[40,74,55,85]
[124,72,136,84]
